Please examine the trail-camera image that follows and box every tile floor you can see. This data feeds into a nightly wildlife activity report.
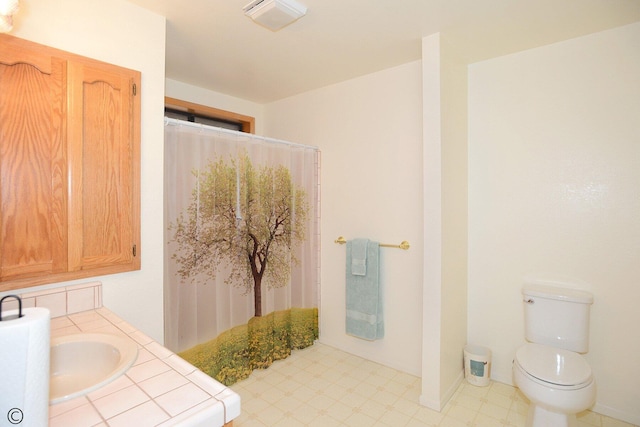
[231,343,637,427]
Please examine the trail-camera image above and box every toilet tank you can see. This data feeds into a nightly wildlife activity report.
[522,284,594,353]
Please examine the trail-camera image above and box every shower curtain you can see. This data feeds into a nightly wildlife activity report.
[164,118,319,385]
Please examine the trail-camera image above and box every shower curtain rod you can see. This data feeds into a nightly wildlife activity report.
[164,117,318,151]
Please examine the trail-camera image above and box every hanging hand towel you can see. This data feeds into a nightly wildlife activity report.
[345,239,383,340]
[350,238,368,276]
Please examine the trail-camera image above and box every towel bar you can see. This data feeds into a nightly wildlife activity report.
[334,236,410,250]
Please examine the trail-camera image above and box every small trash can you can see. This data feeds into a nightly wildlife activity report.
[464,345,491,387]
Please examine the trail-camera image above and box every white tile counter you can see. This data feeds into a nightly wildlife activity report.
[9,282,240,427]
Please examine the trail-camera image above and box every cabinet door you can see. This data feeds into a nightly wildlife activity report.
[67,61,140,272]
[0,48,68,280]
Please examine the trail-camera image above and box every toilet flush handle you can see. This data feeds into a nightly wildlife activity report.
[524,298,534,304]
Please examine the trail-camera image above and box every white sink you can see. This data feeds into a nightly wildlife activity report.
[49,333,138,404]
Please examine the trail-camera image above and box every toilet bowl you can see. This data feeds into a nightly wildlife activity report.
[513,343,596,427]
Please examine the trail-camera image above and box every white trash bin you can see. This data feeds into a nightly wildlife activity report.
[464,345,491,387]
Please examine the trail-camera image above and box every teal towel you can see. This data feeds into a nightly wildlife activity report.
[351,238,368,276]
[346,239,383,340]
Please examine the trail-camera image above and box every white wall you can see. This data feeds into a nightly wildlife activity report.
[468,22,640,424]
[8,0,167,343]
[165,79,266,135]
[264,61,425,376]
[421,33,468,410]
[438,37,468,406]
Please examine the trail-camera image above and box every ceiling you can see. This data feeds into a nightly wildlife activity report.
[126,0,640,104]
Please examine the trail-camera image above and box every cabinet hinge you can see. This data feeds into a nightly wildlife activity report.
[132,83,137,96]
[133,244,137,257]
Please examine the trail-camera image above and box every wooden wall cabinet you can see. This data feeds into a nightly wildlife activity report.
[0,34,140,292]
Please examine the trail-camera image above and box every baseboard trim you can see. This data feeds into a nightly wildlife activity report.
[316,338,421,377]
[419,394,442,411]
[592,402,640,426]
[419,370,465,412]
[443,370,465,405]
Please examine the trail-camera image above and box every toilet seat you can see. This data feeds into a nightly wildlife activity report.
[515,343,592,389]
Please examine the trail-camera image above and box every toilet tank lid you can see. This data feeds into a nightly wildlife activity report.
[522,284,593,304]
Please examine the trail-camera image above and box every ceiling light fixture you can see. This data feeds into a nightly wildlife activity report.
[243,0,307,32]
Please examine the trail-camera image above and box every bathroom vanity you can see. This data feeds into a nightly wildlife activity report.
[9,282,239,427]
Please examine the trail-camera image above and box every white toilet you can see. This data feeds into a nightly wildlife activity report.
[513,284,596,427]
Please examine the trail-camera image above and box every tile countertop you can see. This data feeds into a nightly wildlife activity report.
[48,307,240,427]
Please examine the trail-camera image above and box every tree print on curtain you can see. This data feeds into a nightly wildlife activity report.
[166,133,319,386]
[171,153,307,317]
